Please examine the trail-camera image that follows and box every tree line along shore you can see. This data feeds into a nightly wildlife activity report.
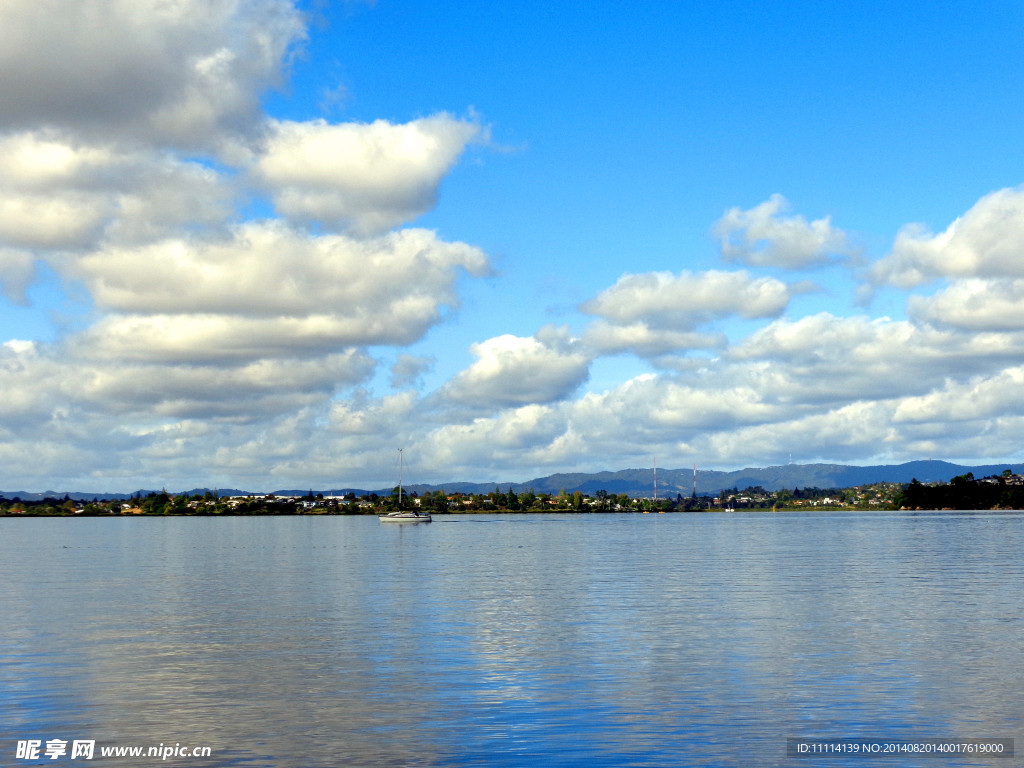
[3,471,1023,516]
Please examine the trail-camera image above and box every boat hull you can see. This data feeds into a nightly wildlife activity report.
[379,513,432,523]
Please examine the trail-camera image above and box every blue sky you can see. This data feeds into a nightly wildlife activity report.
[2,0,1024,491]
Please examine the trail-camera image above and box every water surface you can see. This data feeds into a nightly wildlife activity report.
[2,512,1021,766]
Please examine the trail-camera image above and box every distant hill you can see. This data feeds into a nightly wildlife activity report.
[397,460,1024,498]
[4,460,1022,501]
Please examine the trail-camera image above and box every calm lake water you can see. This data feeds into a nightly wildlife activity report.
[2,512,1022,767]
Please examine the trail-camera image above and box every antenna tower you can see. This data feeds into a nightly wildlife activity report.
[653,456,658,501]
[397,448,404,508]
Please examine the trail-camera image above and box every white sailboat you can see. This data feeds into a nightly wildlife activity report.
[379,449,431,523]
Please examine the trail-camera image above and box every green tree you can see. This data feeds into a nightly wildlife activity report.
[140,491,171,515]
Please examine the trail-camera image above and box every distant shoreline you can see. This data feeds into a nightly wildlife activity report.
[11,507,1024,519]
[5,467,1023,515]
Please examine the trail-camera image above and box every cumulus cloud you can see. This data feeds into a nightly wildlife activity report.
[80,314,362,364]
[425,404,558,454]
[72,223,489,315]
[583,270,795,328]
[893,367,1024,426]
[328,390,420,440]
[0,336,375,429]
[55,225,490,364]
[869,187,1024,288]
[414,368,881,479]
[440,328,590,409]
[0,132,233,251]
[417,403,577,479]
[75,353,374,422]
[0,1,505,488]
[0,0,304,148]
[713,194,855,269]
[726,312,1024,407]
[703,400,904,467]
[582,321,724,357]
[0,193,113,251]
[580,269,801,357]
[729,313,915,366]
[0,328,383,488]
[909,279,1024,331]
[572,374,780,439]
[411,306,1024,475]
[255,115,483,235]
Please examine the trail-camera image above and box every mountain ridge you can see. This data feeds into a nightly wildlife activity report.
[4,460,1022,501]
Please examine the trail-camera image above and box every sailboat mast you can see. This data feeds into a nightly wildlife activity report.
[398,448,403,508]
[653,456,658,501]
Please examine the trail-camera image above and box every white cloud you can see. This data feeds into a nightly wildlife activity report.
[61,224,489,362]
[580,269,799,357]
[884,370,1024,462]
[0,330,384,488]
[0,337,375,430]
[582,321,724,357]
[726,312,1024,407]
[582,270,795,328]
[729,313,914,366]
[79,312,398,365]
[419,403,570,477]
[86,353,375,420]
[0,132,233,251]
[411,332,1024,477]
[703,400,904,467]
[0,131,117,188]
[328,390,420,440]
[573,374,780,437]
[909,279,1024,331]
[75,224,485,318]
[893,367,1024,425]
[413,370,838,479]
[440,328,590,409]
[417,307,1024,476]
[0,0,304,148]
[713,194,855,269]
[0,194,113,251]
[869,187,1024,288]
[254,115,483,235]
[0,1,507,490]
